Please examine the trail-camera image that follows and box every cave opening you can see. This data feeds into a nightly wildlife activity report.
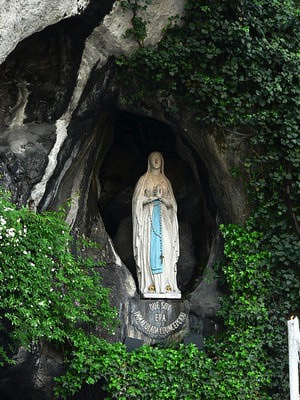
[98,111,216,293]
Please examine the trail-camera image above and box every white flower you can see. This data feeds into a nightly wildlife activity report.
[6,228,15,238]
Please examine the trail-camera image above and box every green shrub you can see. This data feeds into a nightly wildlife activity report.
[0,189,117,394]
[95,224,272,399]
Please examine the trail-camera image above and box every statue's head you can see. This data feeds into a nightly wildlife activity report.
[148,151,164,173]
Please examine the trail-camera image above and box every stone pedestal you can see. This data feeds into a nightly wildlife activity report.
[124,298,189,344]
[142,292,181,299]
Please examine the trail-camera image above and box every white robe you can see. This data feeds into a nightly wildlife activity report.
[132,169,180,297]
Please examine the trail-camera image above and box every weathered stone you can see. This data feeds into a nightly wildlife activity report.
[91,0,185,59]
[177,222,196,291]
[113,216,136,274]
[0,342,63,400]
[97,263,137,342]
[0,124,56,203]
[0,0,90,64]
[180,115,249,224]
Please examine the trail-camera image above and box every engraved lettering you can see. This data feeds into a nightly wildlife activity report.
[161,302,171,311]
[155,313,167,322]
[148,301,172,312]
[133,308,187,338]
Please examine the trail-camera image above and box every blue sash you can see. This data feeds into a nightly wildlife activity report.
[150,200,163,274]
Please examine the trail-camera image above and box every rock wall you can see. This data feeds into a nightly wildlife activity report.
[0,0,90,65]
[0,0,249,398]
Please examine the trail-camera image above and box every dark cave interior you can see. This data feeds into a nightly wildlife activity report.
[98,111,217,292]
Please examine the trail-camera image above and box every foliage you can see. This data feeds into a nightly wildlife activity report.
[57,338,270,400]
[57,223,275,399]
[0,192,273,400]
[116,0,300,398]
[102,344,210,400]
[121,0,153,46]
[216,222,300,398]
[74,224,270,400]
[0,189,117,392]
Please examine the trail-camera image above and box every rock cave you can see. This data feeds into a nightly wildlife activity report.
[0,1,251,398]
[0,0,250,343]
[99,111,216,294]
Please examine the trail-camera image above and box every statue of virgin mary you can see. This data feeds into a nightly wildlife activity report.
[132,152,181,298]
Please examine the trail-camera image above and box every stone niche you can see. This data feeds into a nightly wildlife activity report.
[97,110,218,343]
[99,111,216,295]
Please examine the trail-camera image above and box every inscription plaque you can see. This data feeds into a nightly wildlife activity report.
[128,299,189,342]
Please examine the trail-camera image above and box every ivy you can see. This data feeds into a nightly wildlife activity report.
[121,0,153,46]
[57,339,270,399]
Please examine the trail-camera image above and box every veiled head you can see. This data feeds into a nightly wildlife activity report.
[148,151,164,174]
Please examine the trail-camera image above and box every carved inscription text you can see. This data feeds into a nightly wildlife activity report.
[132,300,187,339]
